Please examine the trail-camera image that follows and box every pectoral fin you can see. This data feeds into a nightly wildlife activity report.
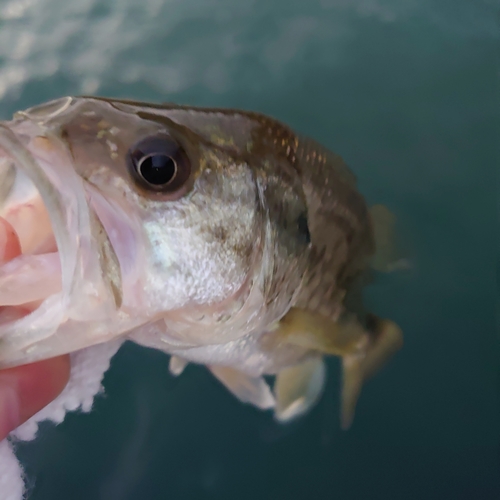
[276,308,366,355]
[369,204,409,272]
[275,308,403,428]
[209,365,276,410]
[274,357,326,422]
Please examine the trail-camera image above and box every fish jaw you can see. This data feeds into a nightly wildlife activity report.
[0,109,145,368]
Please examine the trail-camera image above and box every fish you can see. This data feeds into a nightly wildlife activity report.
[0,96,403,429]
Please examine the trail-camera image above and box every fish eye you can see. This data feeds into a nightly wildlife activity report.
[127,135,191,192]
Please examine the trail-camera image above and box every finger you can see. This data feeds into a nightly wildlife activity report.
[0,355,71,440]
[0,216,71,439]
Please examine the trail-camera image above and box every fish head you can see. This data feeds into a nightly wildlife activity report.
[0,97,309,366]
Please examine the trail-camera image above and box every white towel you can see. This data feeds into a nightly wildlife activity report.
[0,339,124,500]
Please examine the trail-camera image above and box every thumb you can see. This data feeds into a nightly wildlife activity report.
[0,356,71,440]
[0,217,70,440]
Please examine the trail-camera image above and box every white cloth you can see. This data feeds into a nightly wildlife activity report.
[0,339,124,500]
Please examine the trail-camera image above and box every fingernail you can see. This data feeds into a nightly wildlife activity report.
[0,384,20,438]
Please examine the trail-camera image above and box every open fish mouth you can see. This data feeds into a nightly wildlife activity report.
[0,123,67,342]
[0,100,131,367]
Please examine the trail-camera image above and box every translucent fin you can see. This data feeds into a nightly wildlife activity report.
[341,353,365,430]
[362,315,404,380]
[276,308,366,355]
[209,365,275,410]
[369,204,409,272]
[274,357,326,422]
[275,307,403,429]
[169,355,188,376]
[340,316,403,429]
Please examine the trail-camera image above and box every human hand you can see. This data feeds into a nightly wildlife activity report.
[0,217,70,440]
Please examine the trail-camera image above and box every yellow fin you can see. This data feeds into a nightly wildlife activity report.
[340,316,403,429]
[276,308,366,356]
[275,308,403,429]
[274,357,326,422]
[341,353,365,429]
[362,315,404,379]
[369,204,409,272]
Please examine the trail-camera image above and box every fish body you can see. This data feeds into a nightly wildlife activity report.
[0,97,402,426]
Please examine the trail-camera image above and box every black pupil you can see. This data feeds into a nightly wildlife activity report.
[139,154,176,186]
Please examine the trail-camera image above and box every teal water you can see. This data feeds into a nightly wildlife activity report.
[1,0,498,498]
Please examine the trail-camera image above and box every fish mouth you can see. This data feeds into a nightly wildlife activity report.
[0,110,126,367]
